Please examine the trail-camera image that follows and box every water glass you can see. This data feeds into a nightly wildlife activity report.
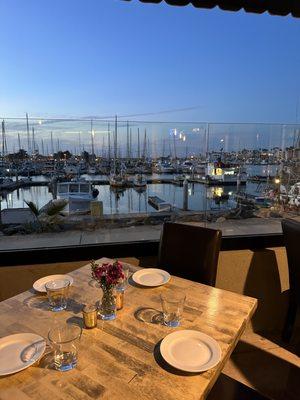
[117,265,130,291]
[160,291,186,327]
[45,279,70,311]
[48,323,82,371]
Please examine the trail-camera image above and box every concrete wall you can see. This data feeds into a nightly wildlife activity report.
[0,261,87,302]
[216,247,290,333]
[0,249,294,333]
[0,257,140,302]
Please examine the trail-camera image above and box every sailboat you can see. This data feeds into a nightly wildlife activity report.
[109,116,127,188]
[133,173,147,188]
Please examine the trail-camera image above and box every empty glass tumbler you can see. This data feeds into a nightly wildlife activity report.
[116,265,130,291]
[48,323,82,371]
[160,291,186,327]
[45,279,70,311]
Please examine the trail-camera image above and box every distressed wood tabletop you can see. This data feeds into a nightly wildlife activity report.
[0,258,257,400]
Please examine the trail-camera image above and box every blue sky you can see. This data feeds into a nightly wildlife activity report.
[0,0,300,124]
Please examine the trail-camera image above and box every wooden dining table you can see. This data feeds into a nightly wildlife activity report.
[0,258,257,400]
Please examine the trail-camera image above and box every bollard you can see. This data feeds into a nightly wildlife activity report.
[52,178,58,199]
[90,201,103,217]
[183,179,188,211]
[236,173,241,192]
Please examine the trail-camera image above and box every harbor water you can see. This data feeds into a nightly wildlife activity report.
[0,165,276,214]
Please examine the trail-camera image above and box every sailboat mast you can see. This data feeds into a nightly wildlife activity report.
[26,113,30,154]
[102,136,105,158]
[51,131,54,155]
[2,120,5,158]
[32,127,35,154]
[18,133,21,151]
[142,129,147,159]
[78,132,81,154]
[126,121,130,159]
[173,130,177,160]
[137,128,140,159]
[114,116,118,160]
[91,119,95,158]
[129,128,132,159]
[108,122,111,161]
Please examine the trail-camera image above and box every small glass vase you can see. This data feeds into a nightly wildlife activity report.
[99,286,116,320]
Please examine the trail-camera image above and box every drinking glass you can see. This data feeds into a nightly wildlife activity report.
[117,265,130,291]
[160,291,186,327]
[48,323,82,371]
[45,279,70,311]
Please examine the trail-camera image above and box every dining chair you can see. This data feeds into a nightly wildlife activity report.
[281,219,300,342]
[207,374,270,400]
[158,222,222,286]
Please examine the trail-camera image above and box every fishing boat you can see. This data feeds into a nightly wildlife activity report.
[57,180,99,213]
[133,173,147,187]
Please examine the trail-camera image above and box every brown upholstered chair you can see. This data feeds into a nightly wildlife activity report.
[158,222,222,286]
[281,219,300,342]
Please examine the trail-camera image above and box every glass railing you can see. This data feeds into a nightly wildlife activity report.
[0,117,299,249]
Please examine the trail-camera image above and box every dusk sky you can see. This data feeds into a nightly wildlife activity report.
[1,0,300,124]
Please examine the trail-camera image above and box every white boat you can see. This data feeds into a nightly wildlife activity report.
[64,165,79,175]
[287,182,300,208]
[181,160,193,173]
[88,166,96,174]
[155,162,175,174]
[57,181,99,213]
[206,162,247,185]
[133,174,147,187]
[174,174,187,182]
[109,173,127,188]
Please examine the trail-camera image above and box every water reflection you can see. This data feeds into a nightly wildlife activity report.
[1,166,273,214]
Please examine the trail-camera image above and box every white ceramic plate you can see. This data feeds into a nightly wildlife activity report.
[160,330,221,372]
[0,333,46,376]
[132,268,170,287]
[33,274,74,293]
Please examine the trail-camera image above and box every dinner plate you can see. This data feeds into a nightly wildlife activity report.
[0,333,46,376]
[160,330,221,372]
[132,268,170,287]
[33,274,74,292]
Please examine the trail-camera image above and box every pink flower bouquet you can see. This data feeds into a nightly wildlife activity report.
[91,260,124,289]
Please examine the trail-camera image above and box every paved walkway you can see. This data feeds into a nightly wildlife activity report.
[0,217,287,250]
[0,224,162,250]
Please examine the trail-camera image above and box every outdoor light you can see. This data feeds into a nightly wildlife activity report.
[274,177,281,184]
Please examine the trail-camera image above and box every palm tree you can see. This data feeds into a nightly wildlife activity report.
[25,200,67,231]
